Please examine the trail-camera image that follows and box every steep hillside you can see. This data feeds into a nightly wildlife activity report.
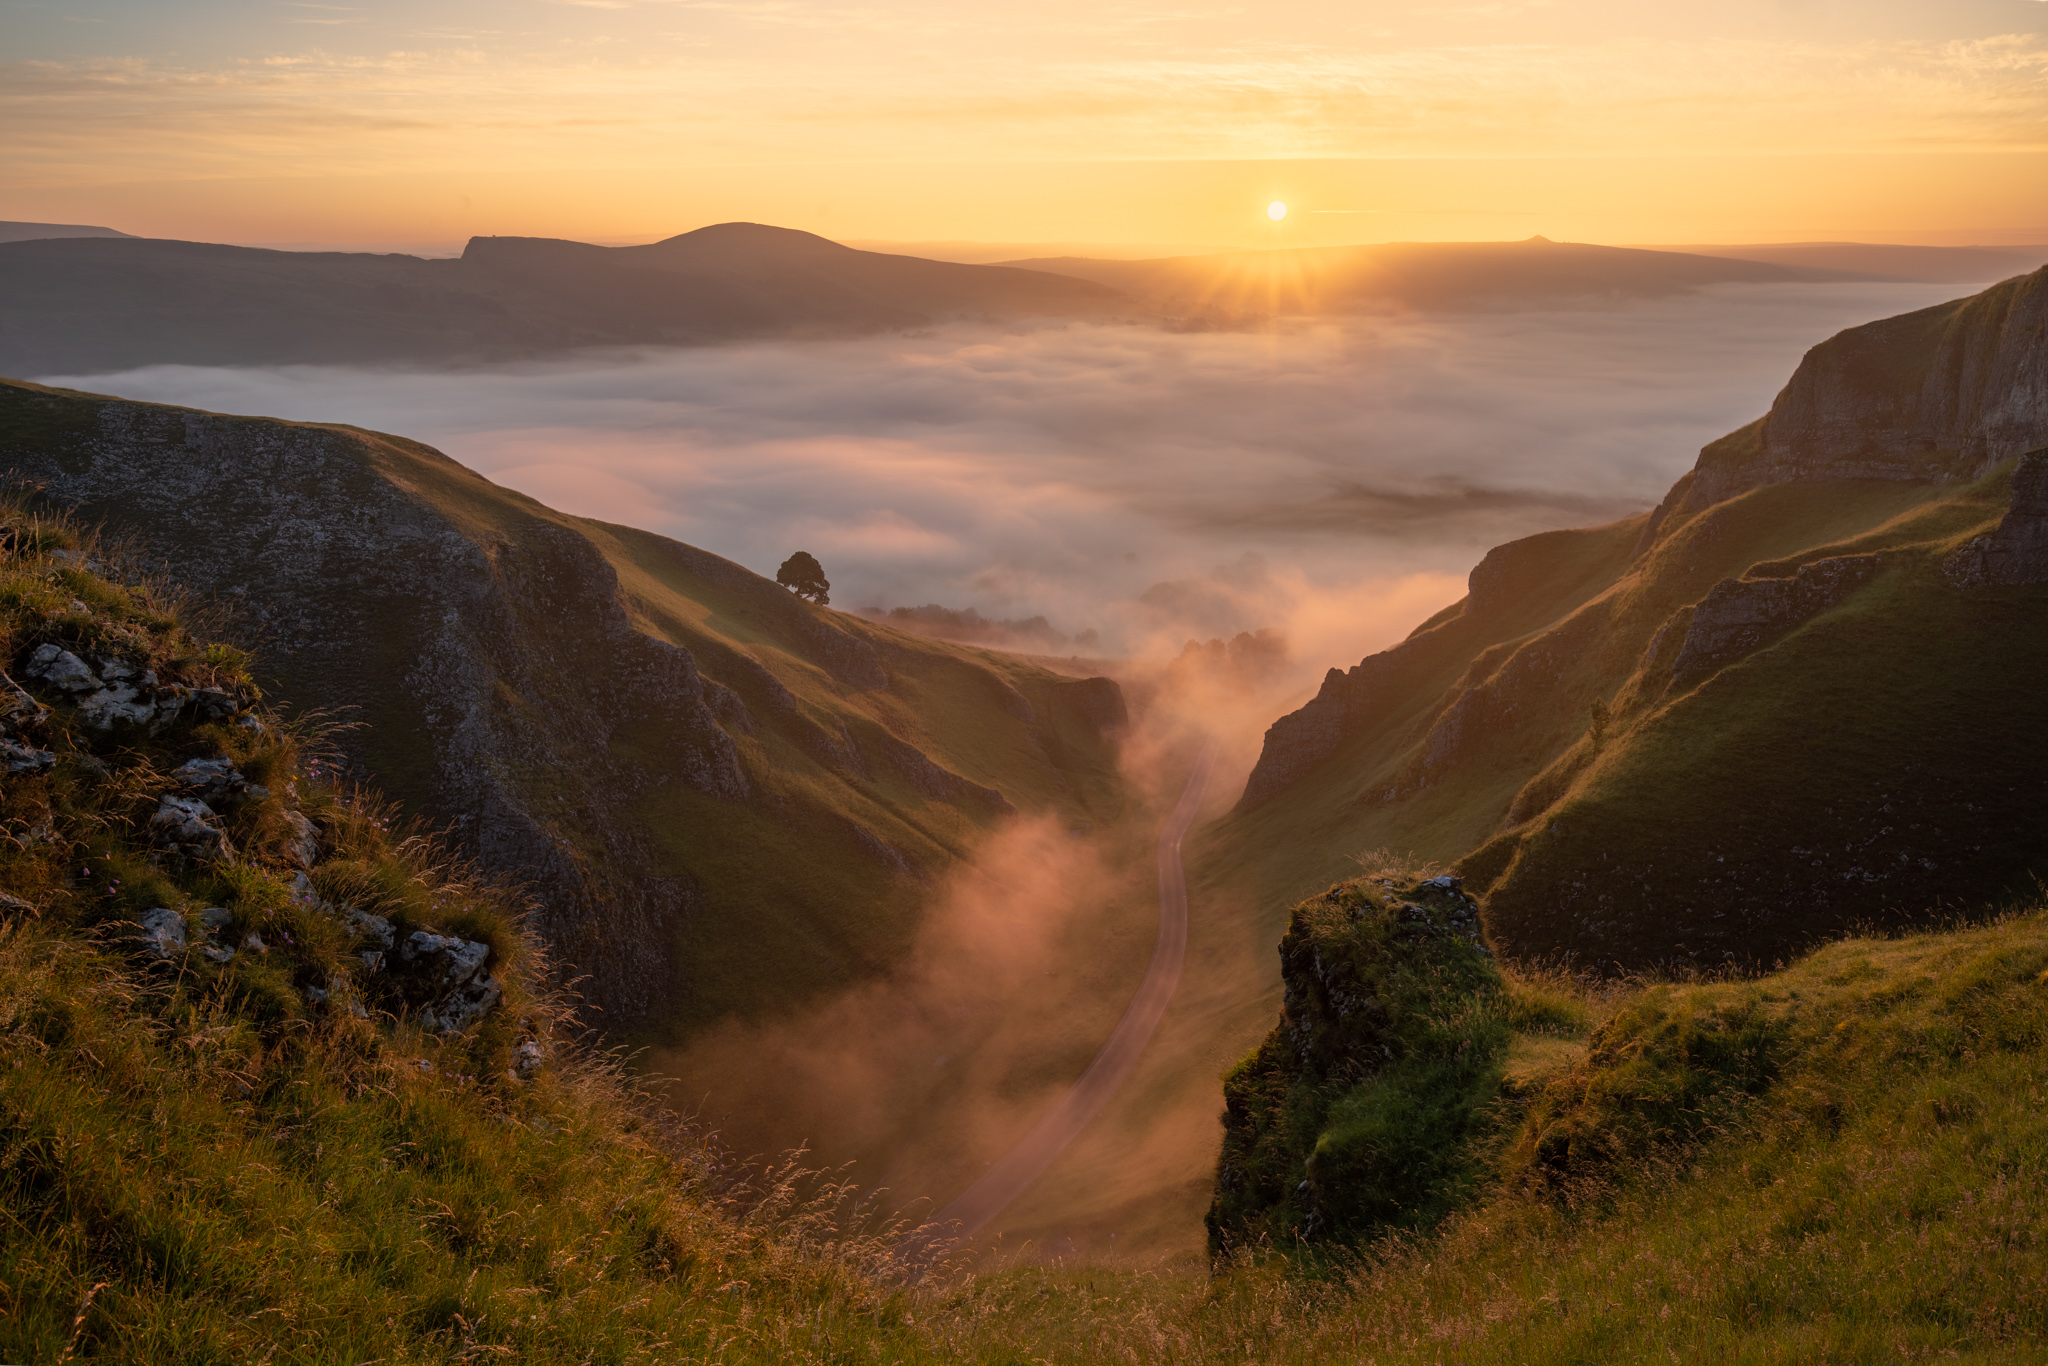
[1221,265,2048,969]
[0,223,1129,374]
[1000,237,1816,315]
[12,482,2048,1361]
[0,378,1128,1035]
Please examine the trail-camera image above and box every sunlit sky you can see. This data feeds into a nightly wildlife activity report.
[6,0,2048,249]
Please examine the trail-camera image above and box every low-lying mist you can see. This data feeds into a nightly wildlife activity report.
[44,279,1976,1256]
[47,280,1966,714]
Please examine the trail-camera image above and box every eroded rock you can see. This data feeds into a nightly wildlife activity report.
[1,737,55,773]
[135,906,187,959]
[282,810,320,869]
[25,645,98,694]
[399,928,503,1033]
[1668,554,1891,684]
[1945,449,2048,588]
[150,795,235,863]
[172,758,254,803]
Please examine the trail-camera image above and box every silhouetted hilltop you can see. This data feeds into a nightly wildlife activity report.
[0,223,1129,374]
[1002,237,1830,314]
[0,220,134,244]
[1658,240,2048,284]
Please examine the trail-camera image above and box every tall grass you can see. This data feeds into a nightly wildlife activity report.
[5,491,2047,1362]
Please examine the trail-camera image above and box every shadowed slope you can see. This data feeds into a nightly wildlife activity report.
[0,377,1129,1035]
[1217,265,2048,970]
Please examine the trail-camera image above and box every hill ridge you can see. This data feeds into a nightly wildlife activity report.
[1225,264,2048,968]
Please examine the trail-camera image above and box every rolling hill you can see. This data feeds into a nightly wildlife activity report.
[0,377,1129,1036]
[0,220,134,245]
[1657,240,2048,284]
[0,223,1130,374]
[999,237,1829,315]
[1217,264,2048,969]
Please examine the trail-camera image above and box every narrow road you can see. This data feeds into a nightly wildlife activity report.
[924,746,1216,1243]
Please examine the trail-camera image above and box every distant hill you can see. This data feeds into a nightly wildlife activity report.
[999,237,1829,315]
[0,222,1130,374]
[1218,265,2048,969]
[0,377,1129,1034]
[1657,241,2048,284]
[0,220,133,244]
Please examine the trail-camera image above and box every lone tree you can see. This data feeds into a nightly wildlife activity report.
[776,551,830,605]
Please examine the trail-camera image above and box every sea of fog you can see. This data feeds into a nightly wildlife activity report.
[45,280,1968,677]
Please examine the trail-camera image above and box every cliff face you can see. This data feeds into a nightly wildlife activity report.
[1227,266,2048,969]
[1684,267,2048,508]
[0,379,1128,1032]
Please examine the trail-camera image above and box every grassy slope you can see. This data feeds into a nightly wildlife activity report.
[1198,456,2031,981]
[924,906,2048,1364]
[7,446,2047,1365]
[0,378,1130,1039]
[588,519,1128,1028]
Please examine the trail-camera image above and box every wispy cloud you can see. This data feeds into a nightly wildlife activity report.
[43,280,1973,663]
[5,32,2047,188]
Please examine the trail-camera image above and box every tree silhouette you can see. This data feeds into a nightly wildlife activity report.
[776,551,831,605]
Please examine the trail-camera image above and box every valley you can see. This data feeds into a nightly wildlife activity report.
[2,221,2047,1358]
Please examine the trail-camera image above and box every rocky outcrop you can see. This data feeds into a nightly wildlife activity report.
[1208,873,1498,1251]
[1685,266,2048,509]
[1667,554,1893,683]
[1239,652,1413,810]
[1945,449,2048,587]
[2,400,760,1022]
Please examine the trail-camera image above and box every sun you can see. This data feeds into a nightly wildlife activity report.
[1267,200,1288,221]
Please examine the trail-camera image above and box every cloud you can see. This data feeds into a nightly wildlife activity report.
[51,279,1972,680]
[6,32,2048,188]
[35,277,1987,1248]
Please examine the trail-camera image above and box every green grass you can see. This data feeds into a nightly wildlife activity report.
[916,908,2048,1365]
[0,377,1133,1046]
[6,491,2048,1362]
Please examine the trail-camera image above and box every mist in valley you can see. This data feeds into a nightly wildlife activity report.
[41,277,1981,1260]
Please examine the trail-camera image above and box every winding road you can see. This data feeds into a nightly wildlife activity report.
[925,746,1217,1243]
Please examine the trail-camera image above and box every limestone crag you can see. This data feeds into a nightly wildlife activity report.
[9,403,745,1020]
[1686,266,2048,509]
[1945,449,2048,587]
[1668,554,1895,683]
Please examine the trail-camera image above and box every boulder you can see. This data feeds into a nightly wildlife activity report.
[0,737,55,773]
[150,795,235,863]
[401,930,490,986]
[189,688,240,723]
[135,907,187,959]
[420,973,503,1033]
[342,904,396,951]
[282,810,320,868]
[171,757,253,803]
[24,645,98,694]
[399,929,503,1033]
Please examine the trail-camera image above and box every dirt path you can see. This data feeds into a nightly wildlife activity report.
[926,747,1217,1241]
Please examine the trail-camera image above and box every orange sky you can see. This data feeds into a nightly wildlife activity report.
[6,0,2048,249]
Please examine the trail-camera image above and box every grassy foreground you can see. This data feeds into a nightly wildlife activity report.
[5,496,2047,1361]
[13,893,2048,1363]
